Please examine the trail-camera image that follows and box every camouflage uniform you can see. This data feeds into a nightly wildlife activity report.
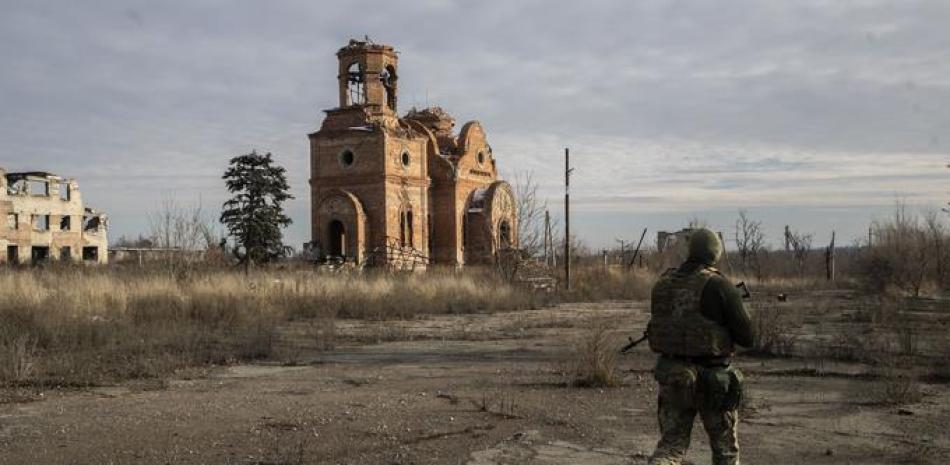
[646,229,753,465]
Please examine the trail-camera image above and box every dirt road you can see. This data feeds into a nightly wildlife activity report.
[0,299,946,464]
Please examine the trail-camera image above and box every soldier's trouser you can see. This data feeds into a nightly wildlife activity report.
[648,356,741,465]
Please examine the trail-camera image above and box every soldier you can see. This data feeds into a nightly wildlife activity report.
[647,228,754,465]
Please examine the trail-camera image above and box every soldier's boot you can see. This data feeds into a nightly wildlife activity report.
[700,407,740,465]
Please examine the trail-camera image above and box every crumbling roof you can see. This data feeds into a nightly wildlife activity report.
[337,37,394,55]
[6,171,58,181]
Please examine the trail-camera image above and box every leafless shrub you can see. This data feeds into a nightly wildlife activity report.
[306,318,336,351]
[785,228,813,277]
[474,391,520,419]
[893,323,919,357]
[570,320,621,388]
[749,303,796,356]
[0,334,37,384]
[825,326,889,364]
[860,202,943,296]
[873,357,923,405]
[924,210,949,289]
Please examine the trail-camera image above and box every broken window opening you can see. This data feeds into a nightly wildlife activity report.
[7,213,17,230]
[327,220,346,258]
[59,183,71,201]
[60,215,71,231]
[7,180,26,196]
[83,215,101,232]
[82,246,98,262]
[33,214,50,232]
[60,246,71,261]
[380,65,396,110]
[346,62,365,106]
[28,180,49,196]
[31,246,50,265]
[7,246,19,264]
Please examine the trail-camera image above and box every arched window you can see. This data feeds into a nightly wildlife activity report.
[346,62,365,105]
[380,65,397,111]
[399,209,414,248]
[499,220,512,248]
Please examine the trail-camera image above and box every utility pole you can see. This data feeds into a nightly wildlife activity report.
[564,147,573,290]
[615,238,627,265]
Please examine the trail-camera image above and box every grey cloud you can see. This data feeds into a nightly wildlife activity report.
[0,0,947,248]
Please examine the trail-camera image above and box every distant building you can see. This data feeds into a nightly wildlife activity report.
[657,228,695,254]
[308,39,517,268]
[0,168,108,265]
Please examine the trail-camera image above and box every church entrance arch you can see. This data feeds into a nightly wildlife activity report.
[315,189,367,264]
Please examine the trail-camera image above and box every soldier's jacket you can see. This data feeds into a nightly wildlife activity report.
[649,260,754,353]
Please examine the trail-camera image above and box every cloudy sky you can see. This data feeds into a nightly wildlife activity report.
[1,0,947,250]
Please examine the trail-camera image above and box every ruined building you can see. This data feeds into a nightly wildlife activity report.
[0,168,108,265]
[308,40,517,267]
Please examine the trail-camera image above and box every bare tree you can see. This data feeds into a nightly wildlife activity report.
[512,172,547,257]
[786,228,813,277]
[924,210,948,287]
[734,210,766,277]
[149,196,218,251]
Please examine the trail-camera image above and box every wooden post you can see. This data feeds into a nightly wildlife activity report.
[826,231,836,281]
[868,226,873,248]
[627,228,648,270]
[784,225,791,252]
[602,249,608,274]
[564,148,572,290]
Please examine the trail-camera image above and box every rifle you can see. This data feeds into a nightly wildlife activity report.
[620,281,752,355]
[736,281,751,299]
[619,332,648,354]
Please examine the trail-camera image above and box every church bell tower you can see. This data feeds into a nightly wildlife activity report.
[336,39,398,116]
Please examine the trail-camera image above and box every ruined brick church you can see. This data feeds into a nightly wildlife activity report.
[308,40,517,267]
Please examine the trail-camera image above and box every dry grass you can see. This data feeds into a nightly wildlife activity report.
[873,357,923,405]
[748,302,798,357]
[562,267,654,302]
[0,267,548,387]
[569,319,622,388]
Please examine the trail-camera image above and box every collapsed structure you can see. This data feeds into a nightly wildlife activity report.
[0,168,108,265]
[308,39,517,267]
